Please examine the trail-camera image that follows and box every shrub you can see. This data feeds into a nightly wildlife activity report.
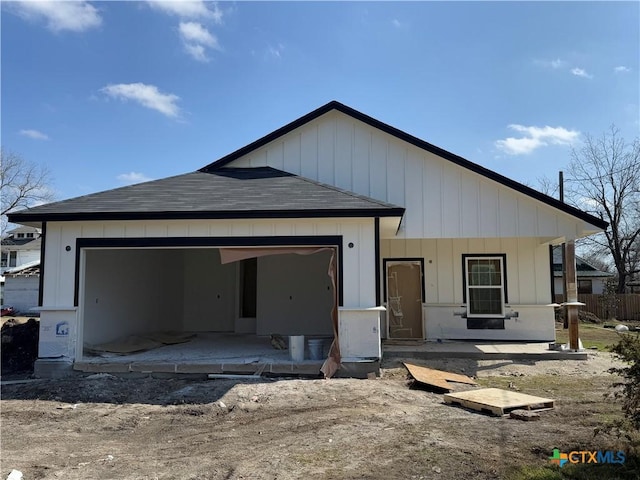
[609,332,640,445]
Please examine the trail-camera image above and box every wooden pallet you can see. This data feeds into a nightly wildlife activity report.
[444,388,554,416]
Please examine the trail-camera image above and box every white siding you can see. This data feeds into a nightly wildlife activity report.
[42,218,377,360]
[380,237,555,341]
[226,111,596,240]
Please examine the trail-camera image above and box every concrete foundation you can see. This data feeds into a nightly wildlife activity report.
[34,359,78,378]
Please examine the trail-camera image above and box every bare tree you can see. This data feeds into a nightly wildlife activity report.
[565,126,640,293]
[1,148,55,234]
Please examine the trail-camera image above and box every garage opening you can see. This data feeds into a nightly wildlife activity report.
[78,245,339,373]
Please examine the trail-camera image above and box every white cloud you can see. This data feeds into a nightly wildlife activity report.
[571,67,593,79]
[265,43,284,60]
[19,129,49,140]
[179,21,220,61]
[148,3,224,62]
[117,172,153,184]
[147,0,223,22]
[179,22,218,48]
[100,83,181,118]
[534,58,566,69]
[9,0,102,32]
[392,19,403,28]
[183,43,208,62]
[495,124,580,155]
[614,65,631,73]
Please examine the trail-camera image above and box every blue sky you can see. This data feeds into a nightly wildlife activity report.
[2,1,638,203]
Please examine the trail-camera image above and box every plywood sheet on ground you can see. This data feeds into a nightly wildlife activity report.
[85,331,195,355]
[85,335,163,355]
[403,362,477,391]
[444,388,555,416]
[145,331,195,345]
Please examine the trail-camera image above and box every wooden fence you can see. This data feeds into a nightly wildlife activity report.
[555,294,640,321]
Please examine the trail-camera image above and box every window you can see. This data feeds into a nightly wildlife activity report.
[0,252,6,268]
[463,255,506,318]
[9,251,17,268]
[578,279,592,294]
[16,233,24,238]
[26,233,34,238]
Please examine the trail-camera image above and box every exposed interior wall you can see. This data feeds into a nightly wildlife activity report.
[82,249,183,345]
[82,247,336,344]
[182,249,237,332]
[256,251,334,336]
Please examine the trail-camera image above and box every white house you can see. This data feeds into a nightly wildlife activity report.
[8,101,607,377]
[1,226,42,307]
[1,226,42,273]
[2,261,40,313]
[551,246,613,296]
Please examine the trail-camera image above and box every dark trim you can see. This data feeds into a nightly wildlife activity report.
[549,245,556,302]
[374,218,381,306]
[9,207,404,224]
[73,236,344,307]
[467,318,505,330]
[462,253,508,304]
[201,100,607,231]
[38,222,46,306]
[382,258,425,303]
[74,241,81,307]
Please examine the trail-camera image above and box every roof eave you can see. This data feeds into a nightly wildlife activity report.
[8,207,406,224]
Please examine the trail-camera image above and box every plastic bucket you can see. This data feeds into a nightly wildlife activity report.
[307,338,324,360]
[289,335,305,362]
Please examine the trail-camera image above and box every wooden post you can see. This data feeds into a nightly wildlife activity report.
[559,171,569,329]
[565,240,580,350]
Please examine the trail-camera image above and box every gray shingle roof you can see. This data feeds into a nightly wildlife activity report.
[551,246,613,277]
[8,167,404,223]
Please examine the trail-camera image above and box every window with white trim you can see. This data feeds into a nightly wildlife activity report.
[464,256,506,318]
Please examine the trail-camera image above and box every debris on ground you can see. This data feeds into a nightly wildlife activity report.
[6,470,23,480]
[1,318,39,375]
[403,362,477,391]
[444,388,554,416]
[509,409,541,421]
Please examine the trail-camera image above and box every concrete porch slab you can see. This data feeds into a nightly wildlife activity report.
[383,341,588,360]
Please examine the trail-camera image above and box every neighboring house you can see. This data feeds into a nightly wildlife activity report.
[1,226,42,306]
[551,246,614,296]
[1,226,42,274]
[8,101,607,376]
[2,260,40,313]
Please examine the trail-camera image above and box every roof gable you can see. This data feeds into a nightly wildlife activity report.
[202,101,607,231]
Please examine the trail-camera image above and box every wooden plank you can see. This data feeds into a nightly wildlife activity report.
[403,362,477,391]
[444,388,554,416]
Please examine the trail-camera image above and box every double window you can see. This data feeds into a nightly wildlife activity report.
[463,255,507,318]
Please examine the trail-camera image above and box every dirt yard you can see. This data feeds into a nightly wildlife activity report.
[1,352,635,480]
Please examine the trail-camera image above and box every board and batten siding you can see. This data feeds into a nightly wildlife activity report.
[229,111,586,241]
[42,217,376,310]
[381,237,556,341]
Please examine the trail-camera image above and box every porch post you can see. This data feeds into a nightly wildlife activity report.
[564,240,580,350]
